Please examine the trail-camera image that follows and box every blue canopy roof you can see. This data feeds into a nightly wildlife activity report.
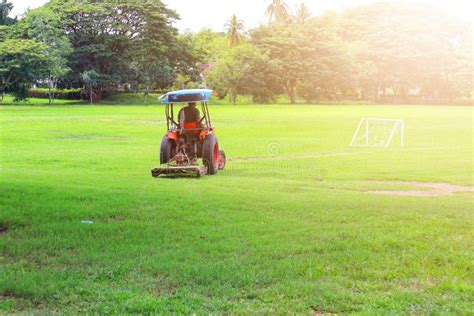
[160,89,213,104]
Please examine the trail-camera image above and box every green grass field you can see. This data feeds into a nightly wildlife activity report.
[1,103,473,314]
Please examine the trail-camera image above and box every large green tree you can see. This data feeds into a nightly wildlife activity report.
[174,29,227,89]
[338,2,471,103]
[252,21,347,103]
[0,39,49,101]
[43,0,182,102]
[20,7,72,104]
[206,43,281,104]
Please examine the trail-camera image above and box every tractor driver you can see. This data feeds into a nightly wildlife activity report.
[178,102,200,128]
[178,102,202,160]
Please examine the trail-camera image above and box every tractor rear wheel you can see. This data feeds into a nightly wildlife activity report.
[160,135,175,164]
[202,134,219,175]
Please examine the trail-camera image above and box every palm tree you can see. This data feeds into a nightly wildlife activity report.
[295,3,311,24]
[225,14,244,48]
[265,0,290,23]
[0,0,13,25]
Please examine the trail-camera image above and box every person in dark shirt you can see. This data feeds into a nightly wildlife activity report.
[179,102,200,125]
[178,102,202,162]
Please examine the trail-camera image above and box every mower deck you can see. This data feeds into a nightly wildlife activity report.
[151,165,206,177]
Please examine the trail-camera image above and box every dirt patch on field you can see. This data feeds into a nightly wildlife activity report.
[311,308,336,316]
[367,181,474,197]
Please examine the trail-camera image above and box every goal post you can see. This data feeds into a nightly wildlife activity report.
[350,118,405,148]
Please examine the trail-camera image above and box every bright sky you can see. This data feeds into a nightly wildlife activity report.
[10,0,474,32]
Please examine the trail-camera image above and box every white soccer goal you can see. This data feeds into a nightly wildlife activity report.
[350,118,405,148]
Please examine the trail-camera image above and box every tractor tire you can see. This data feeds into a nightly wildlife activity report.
[218,149,226,170]
[202,134,219,175]
[160,135,175,164]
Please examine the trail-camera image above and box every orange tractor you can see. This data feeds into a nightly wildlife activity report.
[151,89,226,177]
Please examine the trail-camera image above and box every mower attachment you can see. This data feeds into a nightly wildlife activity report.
[151,165,206,178]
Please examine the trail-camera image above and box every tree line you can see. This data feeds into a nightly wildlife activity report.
[0,0,472,104]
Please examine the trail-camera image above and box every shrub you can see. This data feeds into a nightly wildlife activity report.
[28,88,82,100]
